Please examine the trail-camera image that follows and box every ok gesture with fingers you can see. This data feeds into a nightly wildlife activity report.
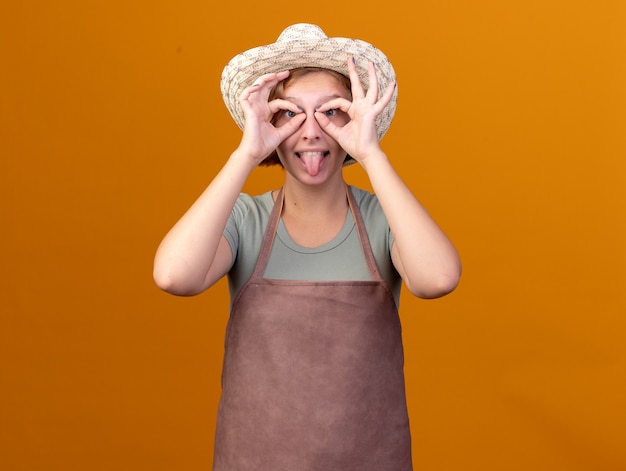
[237,70,305,165]
[315,57,396,165]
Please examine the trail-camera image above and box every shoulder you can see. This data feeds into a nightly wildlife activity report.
[349,185,400,298]
[228,191,275,232]
[349,186,385,222]
[232,191,274,220]
[349,184,393,244]
[225,191,274,250]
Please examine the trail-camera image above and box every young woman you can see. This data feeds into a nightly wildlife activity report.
[154,23,461,471]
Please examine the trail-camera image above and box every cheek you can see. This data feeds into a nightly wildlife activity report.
[275,137,295,160]
[277,131,298,148]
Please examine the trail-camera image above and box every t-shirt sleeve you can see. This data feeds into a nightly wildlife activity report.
[223,194,252,264]
[353,187,394,254]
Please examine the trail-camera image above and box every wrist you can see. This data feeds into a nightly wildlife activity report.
[231,145,268,168]
[228,148,263,173]
[357,149,389,172]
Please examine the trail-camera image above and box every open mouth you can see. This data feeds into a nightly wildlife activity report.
[295,151,330,158]
[295,151,330,176]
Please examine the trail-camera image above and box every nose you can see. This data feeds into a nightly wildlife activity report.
[300,111,322,140]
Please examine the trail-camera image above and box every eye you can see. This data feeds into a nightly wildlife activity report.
[284,110,297,118]
[324,109,337,117]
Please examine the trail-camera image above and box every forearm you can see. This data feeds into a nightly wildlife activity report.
[360,151,461,298]
[153,151,256,294]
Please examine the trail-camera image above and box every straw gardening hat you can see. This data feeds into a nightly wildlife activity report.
[220,23,398,152]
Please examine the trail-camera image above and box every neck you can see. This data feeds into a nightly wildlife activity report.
[279,176,348,217]
[275,176,350,248]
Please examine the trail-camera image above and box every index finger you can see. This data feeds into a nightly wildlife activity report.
[242,70,290,100]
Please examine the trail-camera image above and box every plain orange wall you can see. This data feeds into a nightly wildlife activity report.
[2,1,625,470]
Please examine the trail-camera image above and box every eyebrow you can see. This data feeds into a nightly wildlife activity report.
[284,95,344,104]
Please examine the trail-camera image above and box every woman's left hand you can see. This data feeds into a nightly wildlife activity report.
[314,58,395,165]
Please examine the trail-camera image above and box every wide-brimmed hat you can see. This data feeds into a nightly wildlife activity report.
[220,23,397,150]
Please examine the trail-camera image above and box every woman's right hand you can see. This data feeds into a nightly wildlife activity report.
[236,71,306,165]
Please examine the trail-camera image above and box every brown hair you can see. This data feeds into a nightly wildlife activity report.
[260,68,352,167]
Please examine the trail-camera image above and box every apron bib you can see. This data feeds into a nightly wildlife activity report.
[213,187,412,470]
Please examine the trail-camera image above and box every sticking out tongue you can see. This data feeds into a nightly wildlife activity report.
[299,152,326,176]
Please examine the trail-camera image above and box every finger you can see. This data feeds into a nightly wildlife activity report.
[241,70,290,101]
[377,80,396,110]
[250,70,290,89]
[275,113,306,139]
[268,98,303,115]
[365,61,379,102]
[314,110,341,139]
[314,97,352,114]
[347,56,365,98]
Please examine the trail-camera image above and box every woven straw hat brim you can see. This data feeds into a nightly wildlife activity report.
[221,25,397,149]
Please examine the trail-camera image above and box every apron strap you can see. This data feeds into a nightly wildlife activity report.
[249,186,383,282]
[346,185,384,282]
[250,187,284,281]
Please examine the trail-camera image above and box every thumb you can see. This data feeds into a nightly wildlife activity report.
[275,113,306,141]
[314,111,341,141]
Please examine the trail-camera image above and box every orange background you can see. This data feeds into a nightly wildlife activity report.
[2,1,625,470]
